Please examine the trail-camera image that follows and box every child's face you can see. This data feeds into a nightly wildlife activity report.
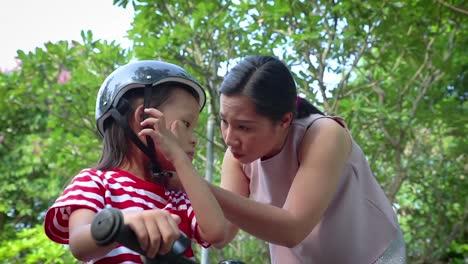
[158,87,200,159]
[134,86,200,174]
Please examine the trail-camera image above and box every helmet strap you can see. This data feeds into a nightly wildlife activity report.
[142,84,174,185]
[108,89,172,186]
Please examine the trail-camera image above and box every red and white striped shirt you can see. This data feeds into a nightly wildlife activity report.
[44,168,209,263]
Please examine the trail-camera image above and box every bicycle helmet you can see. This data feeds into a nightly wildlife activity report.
[96,60,206,136]
[95,60,206,185]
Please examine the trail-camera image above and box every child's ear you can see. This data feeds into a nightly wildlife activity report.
[134,104,145,124]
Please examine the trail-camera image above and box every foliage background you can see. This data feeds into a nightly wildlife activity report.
[0,0,466,263]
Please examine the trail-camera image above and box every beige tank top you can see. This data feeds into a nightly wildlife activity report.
[242,114,402,264]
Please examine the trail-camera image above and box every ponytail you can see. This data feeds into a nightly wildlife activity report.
[296,97,325,119]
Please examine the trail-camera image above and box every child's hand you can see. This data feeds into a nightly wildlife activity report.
[123,210,181,258]
[139,108,186,165]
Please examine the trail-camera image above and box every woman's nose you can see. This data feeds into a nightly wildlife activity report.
[224,127,239,147]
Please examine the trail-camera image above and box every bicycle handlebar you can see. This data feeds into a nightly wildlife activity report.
[91,207,196,264]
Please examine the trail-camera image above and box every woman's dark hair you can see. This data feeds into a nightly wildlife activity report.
[296,96,324,118]
[96,83,199,170]
[219,55,324,121]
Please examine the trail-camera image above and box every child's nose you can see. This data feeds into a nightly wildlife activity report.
[191,133,197,148]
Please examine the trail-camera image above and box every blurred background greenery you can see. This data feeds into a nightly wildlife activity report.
[0,0,466,263]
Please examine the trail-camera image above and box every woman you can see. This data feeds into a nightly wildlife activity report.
[210,55,406,263]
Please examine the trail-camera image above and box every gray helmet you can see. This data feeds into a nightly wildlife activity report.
[95,60,206,136]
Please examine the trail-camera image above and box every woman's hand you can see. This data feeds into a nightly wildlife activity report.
[123,209,181,258]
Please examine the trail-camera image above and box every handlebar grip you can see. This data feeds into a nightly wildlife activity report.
[91,208,195,264]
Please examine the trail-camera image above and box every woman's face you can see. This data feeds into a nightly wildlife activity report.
[220,94,289,164]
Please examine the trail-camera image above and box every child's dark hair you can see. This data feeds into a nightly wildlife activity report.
[97,83,199,170]
[219,55,324,122]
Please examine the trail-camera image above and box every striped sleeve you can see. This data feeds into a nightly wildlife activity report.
[164,190,211,249]
[182,194,211,248]
[44,169,106,244]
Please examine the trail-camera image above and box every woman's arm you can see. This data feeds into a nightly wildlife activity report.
[171,153,227,244]
[213,149,250,248]
[210,118,351,247]
[139,109,227,244]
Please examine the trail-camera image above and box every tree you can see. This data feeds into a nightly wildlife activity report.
[117,0,467,262]
[114,0,274,262]
[0,31,130,262]
[0,0,466,262]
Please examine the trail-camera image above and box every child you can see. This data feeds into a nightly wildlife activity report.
[44,60,227,263]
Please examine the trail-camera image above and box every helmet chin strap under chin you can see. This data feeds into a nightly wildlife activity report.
[108,84,173,186]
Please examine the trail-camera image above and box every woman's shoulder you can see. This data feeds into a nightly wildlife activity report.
[293,113,323,127]
[297,115,353,162]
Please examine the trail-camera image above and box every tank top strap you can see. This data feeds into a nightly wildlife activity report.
[298,114,349,130]
[296,114,352,145]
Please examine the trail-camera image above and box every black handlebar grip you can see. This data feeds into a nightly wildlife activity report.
[91,207,124,247]
[91,208,194,263]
